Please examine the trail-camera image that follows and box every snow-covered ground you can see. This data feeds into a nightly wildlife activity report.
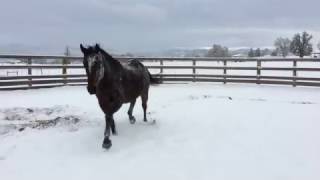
[0,84,320,180]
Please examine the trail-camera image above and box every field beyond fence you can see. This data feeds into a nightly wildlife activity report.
[1,54,320,90]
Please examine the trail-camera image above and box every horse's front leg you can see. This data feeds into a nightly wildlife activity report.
[109,116,117,135]
[103,114,113,149]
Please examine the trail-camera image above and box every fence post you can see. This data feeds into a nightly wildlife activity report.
[257,59,261,84]
[27,58,32,87]
[62,57,68,85]
[293,60,297,87]
[63,46,71,85]
[160,59,163,83]
[223,60,227,84]
[192,59,196,82]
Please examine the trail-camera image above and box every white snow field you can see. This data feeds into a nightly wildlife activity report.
[0,83,320,180]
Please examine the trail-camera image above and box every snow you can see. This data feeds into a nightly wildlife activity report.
[0,84,320,180]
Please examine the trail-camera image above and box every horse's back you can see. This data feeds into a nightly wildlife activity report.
[120,59,150,102]
[126,59,147,72]
[123,59,149,78]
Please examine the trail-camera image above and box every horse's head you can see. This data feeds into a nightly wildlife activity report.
[80,44,105,95]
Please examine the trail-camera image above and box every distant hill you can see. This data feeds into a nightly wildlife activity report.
[0,44,276,58]
[157,47,257,57]
[160,48,209,57]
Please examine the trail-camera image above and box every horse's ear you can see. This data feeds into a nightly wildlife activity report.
[95,44,100,51]
[80,44,87,54]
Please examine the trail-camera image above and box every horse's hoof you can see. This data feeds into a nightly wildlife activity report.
[112,131,118,136]
[102,138,112,149]
[129,117,136,124]
[143,118,147,122]
[130,119,136,124]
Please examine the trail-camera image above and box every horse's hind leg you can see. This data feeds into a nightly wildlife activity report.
[141,92,148,122]
[128,99,136,124]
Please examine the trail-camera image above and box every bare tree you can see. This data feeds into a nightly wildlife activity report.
[207,44,230,57]
[63,46,71,64]
[64,46,71,56]
[274,37,291,57]
[290,31,313,58]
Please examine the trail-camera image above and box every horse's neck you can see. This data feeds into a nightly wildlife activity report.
[98,59,122,86]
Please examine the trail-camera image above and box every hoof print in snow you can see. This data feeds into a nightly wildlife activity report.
[291,101,314,105]
[147,111,156,115]
[217,96,233,100]
[188,94,212,101]
[144,119,156,125]
[26,108,34,113]
[250,98,266,102]
[188,95,199,100]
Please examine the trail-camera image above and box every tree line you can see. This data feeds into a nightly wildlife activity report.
[206,31,318,58]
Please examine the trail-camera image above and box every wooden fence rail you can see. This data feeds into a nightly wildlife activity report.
[1,54,320,90]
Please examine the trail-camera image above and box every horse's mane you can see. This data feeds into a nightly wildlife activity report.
[97,46,114,60]
[87,44,123,69]
[97,45,122,68]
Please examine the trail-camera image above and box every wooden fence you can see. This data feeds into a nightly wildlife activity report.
[1,54,320,90]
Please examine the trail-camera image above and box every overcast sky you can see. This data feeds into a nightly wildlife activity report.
[1,0,320,54]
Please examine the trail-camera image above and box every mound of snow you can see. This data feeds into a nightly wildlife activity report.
[0,106,85,134]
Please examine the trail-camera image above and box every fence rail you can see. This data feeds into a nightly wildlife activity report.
[1,54,320,90]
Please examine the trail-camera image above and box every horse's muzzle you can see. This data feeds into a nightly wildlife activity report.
[87,86,96,95]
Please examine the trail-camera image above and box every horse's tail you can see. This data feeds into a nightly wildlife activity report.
[147,70,161,84]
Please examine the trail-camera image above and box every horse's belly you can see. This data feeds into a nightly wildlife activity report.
[96,92,123,114]
[122,80,145,103]
[123,94,140,103]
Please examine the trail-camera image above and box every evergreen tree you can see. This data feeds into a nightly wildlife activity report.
[290,31,313,58]
[255,48,261,57]
[248,48,255,57]
[271,50,278,56]
[262,48,271,56]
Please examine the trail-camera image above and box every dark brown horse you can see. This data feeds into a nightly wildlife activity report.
[80,44,158,149]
